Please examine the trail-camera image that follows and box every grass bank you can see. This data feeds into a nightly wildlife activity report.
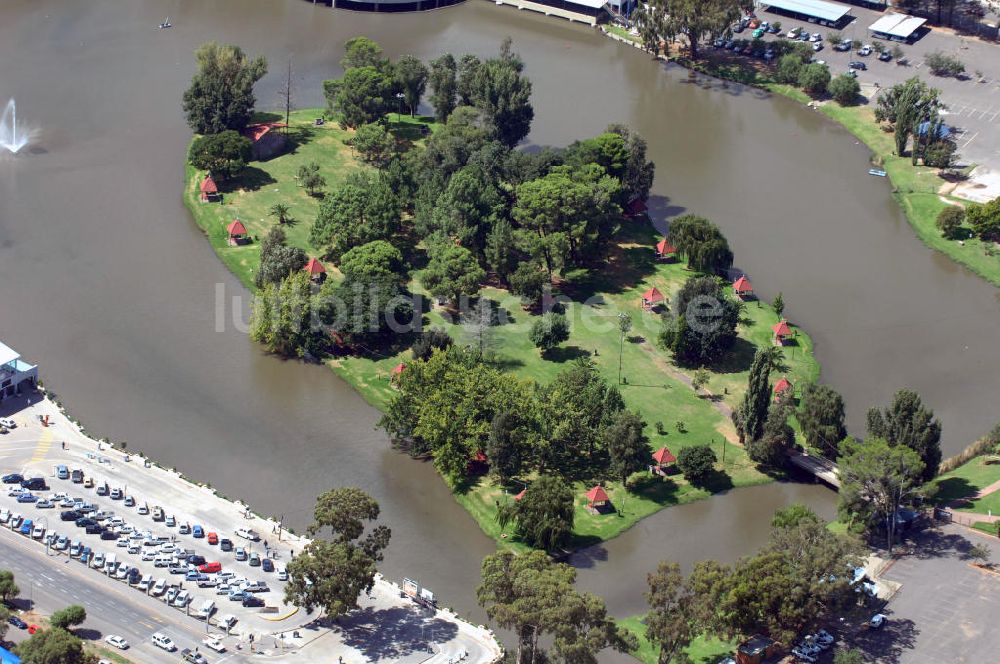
[929,454,1000,513]
[665,48,1000,288]
[618,615,736,664]
[184,108,822,551]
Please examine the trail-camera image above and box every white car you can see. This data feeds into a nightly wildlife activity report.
[0,418,17,429]
[152,578,167,596]
[858,44,873,56]
[235,527,260,542]
[31,525,45,539]
[869,613,887,629]
[202,637,226,653]
[173,590,191,607]
[151,633,176,652]
[791,648,816,663]
[217,614,237,630]
[810,32,822,42]
[104,635,129,650]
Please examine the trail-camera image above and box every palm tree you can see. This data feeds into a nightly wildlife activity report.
[269,203,291,225]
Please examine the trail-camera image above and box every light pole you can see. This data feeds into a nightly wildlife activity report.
[395,92,405,123]
[617,312,632,385]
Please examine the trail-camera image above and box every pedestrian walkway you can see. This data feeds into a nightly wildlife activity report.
[29,427,53,464]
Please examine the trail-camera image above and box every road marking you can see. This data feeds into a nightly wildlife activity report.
[978,106,993,120]
[29,428,54,464]
[990,109,1000,123]
[961,131,979,148]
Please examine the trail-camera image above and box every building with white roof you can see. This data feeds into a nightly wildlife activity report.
[868,13,928,41]
[0,341,38,401]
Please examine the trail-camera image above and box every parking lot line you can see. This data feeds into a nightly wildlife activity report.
[962,131,979,149]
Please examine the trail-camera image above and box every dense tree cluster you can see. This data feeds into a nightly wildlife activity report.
[866,388,942,481]
[182,42,267,134]
[644,505,864,661]
[659,275,741,367]
[638,0,748,60]
[875,77,952,165]
[188,130,252,180]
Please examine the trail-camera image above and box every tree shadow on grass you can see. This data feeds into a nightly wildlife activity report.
[559,224,662,301]
[227,166,277,193]
[490,356,526,372]
[933,477,977,505]
[708,337,757,375]
[542,345,591,363]
[252,111,284,124]
[631,474,681,505]
[695,469,734,494]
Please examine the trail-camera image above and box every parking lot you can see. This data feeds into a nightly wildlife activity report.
[719,4,1000,183]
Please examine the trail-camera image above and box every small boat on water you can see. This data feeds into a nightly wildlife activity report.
[868,168,887,177]
[159,17,172,29]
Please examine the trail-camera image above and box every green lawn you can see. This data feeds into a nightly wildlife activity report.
[185,107,823,551]
[618,615,736,664]
[929,455,1000,508]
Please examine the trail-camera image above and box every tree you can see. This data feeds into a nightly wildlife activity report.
[429,54,458,123]
[411,328,452,361]
[659,276,740,367]
[188,131,252,180]
[645,0,743,61]
[249,272,322,358]
[798,383,848,457]
[529,312,570,353]
[834,650,864,664]
[325,66,397,129]
[487,411,525,486]
[748,401,794,468]
[776,54,805,85]
[799,63,831,97]
[839,437,924,553]
[925,51,965,77]
[874,78,943,157]
[394,55,429,117]
[828,73,861,106]
[456,54,482,106]
[496,474,574,551]
[676,444,717,486]
[866,389,942,481]
[269,203,292,226]
[0,569,18,603]
[509,262,547,308]
[607,410,650,487]
[478,550,635,664]
[827,31,843,45]
[969,543,992,566]
[467,45,534,147]
[49,605,86,630]
[772,292,784,319]
[310,172,401,260]
[284,487,390,619]
[351,122,396,168]
[428,164,504,254]
[341,36,387,70]
[667,215,734,274]
[338,240,406,284]
[279,57,294,131]
[182,42,267,134]
[463,298,499,360]
[255,238,306,289]
[15,627,87,664]
[691,368,710,392]
[297,162,326,196]
[606,124,656,205]
[735,349,772,444]
[966,197,1000,242]
[485,217,519,281]
[422,244,485,306]
[320,276,413,345]
[646,562,697,664]
[0,605,7,641]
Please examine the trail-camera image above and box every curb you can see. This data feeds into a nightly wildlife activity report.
[260,606,299,622]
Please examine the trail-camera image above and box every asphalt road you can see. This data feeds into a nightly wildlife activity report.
[0,526,248,663]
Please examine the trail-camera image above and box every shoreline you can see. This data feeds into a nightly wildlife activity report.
[597,26,1000,290]
[2,389,502,662]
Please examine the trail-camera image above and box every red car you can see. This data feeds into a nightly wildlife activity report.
[207,531,218,545]
[197,562,222,574]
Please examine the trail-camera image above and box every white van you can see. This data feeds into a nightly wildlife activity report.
[196,599,215,619]
[173,590,191,607]
[151,632,176,651]
[104,553,118,574]
[154,554,172,568]
[217,614,237,631]
[276,563,287,581]
[138,574,153,591]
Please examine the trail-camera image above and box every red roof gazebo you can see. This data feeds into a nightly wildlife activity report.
[641,287,665,311]
[305,257,327,281]
[625,198,648,218]
[773,377,793,401]
[652,447,677,467]
[226,219,248,246]
[733,276,754,299]
[514,488,526,502]
[585,485,610,509]
[390,362,406,376]
[772,320,793,345]
[199,176,219,203]
[655,238,677,260]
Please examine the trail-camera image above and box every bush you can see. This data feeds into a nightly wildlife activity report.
[938,422,1000,474]
[923,140,956,168]
[827,31,842,45]
[411,328,453,361]
[529,313,570,353]
[925,51,965,78]
[828,74,861,106]
[936,205,965,240]
[776,54,804,84]
[677,444,717,485]
[798,63,831,97]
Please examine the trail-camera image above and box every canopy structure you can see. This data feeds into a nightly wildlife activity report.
[763,0,851,24]
[199,176,218,196]
[655,238,677,257]
[652,447,676,466]
[585,485,610,507]
[0,342,18,367]
[391,362,406,376]
[514,488,526,501]
[733,276,754,296]
[869,13,927,40]
[773,376,794,399]
[772,320,793,344]
[305,257,327,277]
[226,220,248,245]
[641,287,665,310]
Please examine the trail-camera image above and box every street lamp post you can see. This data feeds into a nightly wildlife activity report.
[395,92,405,123]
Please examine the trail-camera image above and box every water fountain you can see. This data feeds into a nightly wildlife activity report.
[1,99,29,153]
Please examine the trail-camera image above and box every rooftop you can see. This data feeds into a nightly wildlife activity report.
[869,13,927,38]
[0,342,20,367]
[763,0,851,23]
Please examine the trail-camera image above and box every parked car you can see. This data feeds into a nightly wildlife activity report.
[235,528,260,542]
[35,499,54,509]
[849,61,867,70]
[71,469,84,483]
[791,647,816,663]
[187,554,206,566]
[100,530,118,540]
[0,418,17,430]
[219,538,233,552]
[182,649,209,664]
[858,44,873,56]
[105,635,129,650]
[813,42,823,52]
[8,615,28,629]
[152,578,167,596]
[810,32,822,42]
[234,547,247,562]
[217,614,237,631]
[19,519,33,535]
[879,50,892,61]
[165,514,176,527]
[123,495,135,507]
[276,564,287,581]
[137,503,149,515]
[834,41,851,52]
[85,523,104,535]
[752,27,765,39]
[96,484,109,496]
[178,522,191,535]
[202,638,226,653]
[192,525,204,538]
[242,595,264,608]
[206,531,218,545]
[262,558,274,573]
[55,465,69,480]
[173,590,191,607]
[198,561,222,574]
[31,524,45,539]
[787,27,800,38]
[152,506,164,521]
[868,613,887,630]
[16,493,38,504]
[248,551,261,567]
[55,534,69,550]
[110,487,123,500]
